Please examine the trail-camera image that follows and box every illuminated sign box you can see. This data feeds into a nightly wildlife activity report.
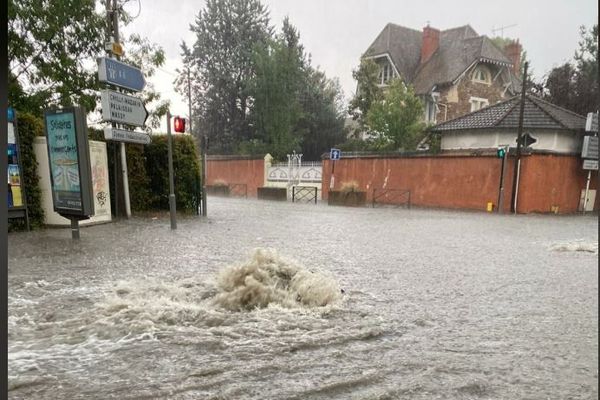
[43,107,94,218]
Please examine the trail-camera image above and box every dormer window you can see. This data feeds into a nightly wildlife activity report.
[379,63,393,85]
[472,65,491,84]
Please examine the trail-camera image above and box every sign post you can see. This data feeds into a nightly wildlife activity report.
[167,111,177,230]
[100,90,148,127]
[581,112,599,213]
[44,107,95,239]
[329,148,341,190]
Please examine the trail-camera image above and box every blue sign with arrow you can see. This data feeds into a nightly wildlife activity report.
[330,148,341,160]
[98,57,146,92]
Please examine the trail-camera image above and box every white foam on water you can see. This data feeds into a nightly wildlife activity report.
[214,248,342,311]
[549,240,598,254]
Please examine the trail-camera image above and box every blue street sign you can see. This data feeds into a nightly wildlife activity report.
[330,148,341,160]
[7,107,15,122]
[98,57,146,92]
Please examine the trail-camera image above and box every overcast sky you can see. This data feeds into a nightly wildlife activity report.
[120,0,598,129]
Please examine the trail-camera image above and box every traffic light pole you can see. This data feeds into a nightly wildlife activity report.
[497,146,509,213]
[201,135,207,217]
[167,111,177,229]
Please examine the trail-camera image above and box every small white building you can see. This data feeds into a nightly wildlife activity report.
[431,94,587,153]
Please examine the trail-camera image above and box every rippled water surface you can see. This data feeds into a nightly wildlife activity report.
[8,198,598,399]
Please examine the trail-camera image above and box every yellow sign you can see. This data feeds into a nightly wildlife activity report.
[105,42,124,56]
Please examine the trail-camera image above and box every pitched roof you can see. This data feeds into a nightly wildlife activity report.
[431,94,587,132]
[364,23,518,95]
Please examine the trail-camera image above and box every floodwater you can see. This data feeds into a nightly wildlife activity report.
[7,197,598,399]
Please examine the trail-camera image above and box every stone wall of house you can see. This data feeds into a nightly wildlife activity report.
[436,64,510,123]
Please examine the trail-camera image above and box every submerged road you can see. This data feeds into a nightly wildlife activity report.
[8,197,598,399]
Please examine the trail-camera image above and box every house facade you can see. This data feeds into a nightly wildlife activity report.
[363,23,522,124]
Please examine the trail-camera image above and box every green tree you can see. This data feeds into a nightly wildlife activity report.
[348,58,382,132]
[8,0,105,115]
[186,0,272,153]
[8,0,168,126]
[247,18,305,160]
[544,24,598,115]
[365,79,425,151]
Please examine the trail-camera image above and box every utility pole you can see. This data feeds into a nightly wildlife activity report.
[105,0,131,219]
[187,68,192,135]
[510,61,528,214]
[167,111,177,229]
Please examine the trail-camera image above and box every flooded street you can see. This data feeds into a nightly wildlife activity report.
[8,197,598,399]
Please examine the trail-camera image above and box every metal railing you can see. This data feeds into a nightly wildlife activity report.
[229,183,248,198]
[292,186,318,204]
[372,188,411,208]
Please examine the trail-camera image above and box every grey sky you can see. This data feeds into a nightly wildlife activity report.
[121,0,598,127]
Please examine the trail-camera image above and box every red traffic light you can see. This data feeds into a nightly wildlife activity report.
[173,116,186,133]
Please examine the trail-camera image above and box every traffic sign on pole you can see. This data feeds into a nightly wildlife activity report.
[330,148,341,160]
[104,127,151,145]
[100,90,148,127]
[98,57,146,92]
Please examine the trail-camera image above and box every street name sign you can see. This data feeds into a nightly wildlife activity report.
[104,127,151,145]
[101,90,148,127]
[98,57,146,92]
[583,159,598,170]
[330,148,341,160]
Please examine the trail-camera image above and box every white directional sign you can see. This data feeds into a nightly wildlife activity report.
[581,136,599,160]
[586,112,598,133]
[101,90,148,127]
[104,127,151,145]
[583,159,598,170]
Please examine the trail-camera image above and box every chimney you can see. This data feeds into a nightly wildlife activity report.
[421,25,440,64]
[504,40,522,75]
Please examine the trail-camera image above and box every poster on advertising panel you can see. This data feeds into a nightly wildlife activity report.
[7,121,24,208]
[44,107,94,217]
[89,141,111,217]
[45,111,82,210]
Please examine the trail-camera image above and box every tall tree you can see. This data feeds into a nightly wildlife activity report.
[366,79,425,151]
[186,0,272,153]
[247,18,305,159]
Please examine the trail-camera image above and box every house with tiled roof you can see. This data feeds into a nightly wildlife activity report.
[430,94,587,153]
[362,23,522,124]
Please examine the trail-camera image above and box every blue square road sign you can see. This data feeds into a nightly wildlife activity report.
[330,148,341,160]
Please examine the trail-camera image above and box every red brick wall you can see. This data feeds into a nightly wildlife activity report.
[206,157,264,197]
[322,154,598,214]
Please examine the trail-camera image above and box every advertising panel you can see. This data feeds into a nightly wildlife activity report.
[44,107,94,217]
[7,122,23,208]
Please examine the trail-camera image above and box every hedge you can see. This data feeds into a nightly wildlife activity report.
[8,112,44,231]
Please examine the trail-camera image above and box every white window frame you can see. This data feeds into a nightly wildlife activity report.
[470,96,489,112]
[472,65,491,85]
[364,54,400,87]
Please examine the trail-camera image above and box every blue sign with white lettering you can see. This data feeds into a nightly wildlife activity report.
[7,107,15,122]
[330,148,341,160]
[98,57,146,92]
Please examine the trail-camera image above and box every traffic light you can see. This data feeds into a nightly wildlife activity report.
[173,116,186,133]
[497,146,506,158]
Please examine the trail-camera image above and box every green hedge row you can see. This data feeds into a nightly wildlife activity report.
[8,112,45,230]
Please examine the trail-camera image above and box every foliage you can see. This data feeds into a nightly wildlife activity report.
[248,20,304,160]
[179,2,345,161]
[365,79,426,151]
[348,58,383,130]
[8,0,105,115]
[8,0,168,127]
[143,135,201,212]
[543,24,598,115]
[340,180,360,193]
[8,113,45,231]
[182,0,272,153]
